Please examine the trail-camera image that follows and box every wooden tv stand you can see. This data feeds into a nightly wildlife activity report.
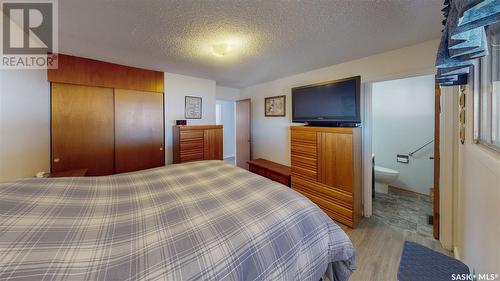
[290,126,362,228]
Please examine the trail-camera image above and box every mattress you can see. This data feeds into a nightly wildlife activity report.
[0,160,355,281]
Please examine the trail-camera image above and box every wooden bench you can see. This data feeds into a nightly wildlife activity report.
[248,159,291,187]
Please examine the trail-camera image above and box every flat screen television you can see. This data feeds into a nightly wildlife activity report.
[292,76,361,125]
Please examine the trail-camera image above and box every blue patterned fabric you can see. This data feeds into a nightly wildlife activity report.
[0,161,356,281]
[398,241,470,281]
[435,0,500,86]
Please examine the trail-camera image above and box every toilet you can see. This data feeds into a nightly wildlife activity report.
[374,165,399,194]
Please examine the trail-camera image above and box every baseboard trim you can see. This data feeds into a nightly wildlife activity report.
[388,185,430,199]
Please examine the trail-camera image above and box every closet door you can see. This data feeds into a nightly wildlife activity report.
[51,83,115,175]
[114,89,165,173]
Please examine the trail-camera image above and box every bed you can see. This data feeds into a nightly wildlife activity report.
[0,160,355,281]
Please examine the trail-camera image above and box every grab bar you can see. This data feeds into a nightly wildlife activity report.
[408,140,434,157]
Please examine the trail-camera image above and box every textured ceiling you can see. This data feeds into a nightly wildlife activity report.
[58,0,442,88]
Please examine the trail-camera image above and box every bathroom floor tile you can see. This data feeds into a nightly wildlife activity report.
[373,188,434,239]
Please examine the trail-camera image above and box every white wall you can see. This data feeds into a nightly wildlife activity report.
[0,70,50,182]
[459,144,500,273]
[216,100,236,158]
[372,75,435,195]
[216,86,241,101]
[164,72,216,164]
[240,39,439,166]
[453,72,500,273]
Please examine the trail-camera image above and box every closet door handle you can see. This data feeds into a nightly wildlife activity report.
[53,158,60,163]
[160,147,163,151]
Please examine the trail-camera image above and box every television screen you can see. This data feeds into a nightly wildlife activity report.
[292,76,360,123]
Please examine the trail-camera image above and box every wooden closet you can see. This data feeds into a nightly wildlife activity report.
[290,126,362,228]
[49,54,165,176]
[172,125,223,163]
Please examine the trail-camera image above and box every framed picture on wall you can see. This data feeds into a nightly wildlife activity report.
[185,96,202,119]
[265,95,286,117]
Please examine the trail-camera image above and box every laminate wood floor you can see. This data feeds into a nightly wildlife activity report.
[334,217,451,281]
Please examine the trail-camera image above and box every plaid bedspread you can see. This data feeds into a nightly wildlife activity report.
[0,161,355,281]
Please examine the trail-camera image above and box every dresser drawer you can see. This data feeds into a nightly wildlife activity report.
[291,175,353,208]
[180,130,204,140]
[291,154,317,169]
[291,130,317,144]
[291,154,317,179]
[180,140,204,150]
[291,141,317,158]
[292,185,354,226]
[180,149,203,162]
[291,167,317,181]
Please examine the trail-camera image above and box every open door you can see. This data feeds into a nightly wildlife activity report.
[236,99,251,169]
[433,85,441,239]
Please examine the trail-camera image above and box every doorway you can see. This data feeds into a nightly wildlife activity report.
[236,99,251,169]
[216,100,236,165]
[369,75,437,240]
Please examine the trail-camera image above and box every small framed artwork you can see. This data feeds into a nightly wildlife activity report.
[185,96,202,119]
[265,95,286,117]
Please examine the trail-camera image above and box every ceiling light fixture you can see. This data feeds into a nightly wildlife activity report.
[212,43,234,57]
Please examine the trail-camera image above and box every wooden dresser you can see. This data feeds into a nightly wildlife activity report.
[173,125,223,163]
[290,126,362,228]
[248,158,291,187]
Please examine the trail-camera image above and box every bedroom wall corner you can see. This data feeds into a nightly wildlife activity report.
[216,86,241,101]
[0,69,50,182]
[164,72,217,164]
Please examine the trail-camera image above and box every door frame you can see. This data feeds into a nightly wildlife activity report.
[216,99,237,160]
[236,98,251,169]
[437,86,457,250]
[433,85,441,239]
[362,72,452,248]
